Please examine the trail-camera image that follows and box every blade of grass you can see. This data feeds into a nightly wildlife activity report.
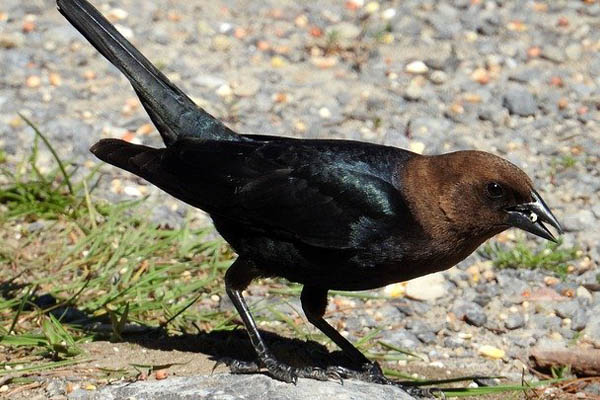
[8,285,37,335]
[161,294,202,328]
[378,340,426,361]
[19,113,73,194]
[0,358,92,376]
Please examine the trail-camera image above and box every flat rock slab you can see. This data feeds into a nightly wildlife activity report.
[68,374,417,400]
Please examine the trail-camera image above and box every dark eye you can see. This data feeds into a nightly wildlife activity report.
[486,182,504,199]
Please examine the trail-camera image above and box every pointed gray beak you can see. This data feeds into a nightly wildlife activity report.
[505,190,563,242]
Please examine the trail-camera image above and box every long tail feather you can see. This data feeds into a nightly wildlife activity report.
[57,0,239,145]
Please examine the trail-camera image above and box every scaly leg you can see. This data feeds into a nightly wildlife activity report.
[301,286,435,398]
[222,258,340,384]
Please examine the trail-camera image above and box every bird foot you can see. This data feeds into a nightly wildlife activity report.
[215,357,343,385]
[330,361,438,398]
[325,361,387,384]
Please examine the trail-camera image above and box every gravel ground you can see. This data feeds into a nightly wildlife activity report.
[1,0,600,396]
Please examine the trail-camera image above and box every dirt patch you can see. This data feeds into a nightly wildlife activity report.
[80,340,224,377]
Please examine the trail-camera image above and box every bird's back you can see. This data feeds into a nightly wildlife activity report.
[91,136,421,280]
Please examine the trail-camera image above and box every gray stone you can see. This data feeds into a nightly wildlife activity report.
[380,330,420,349]
[45,379,65,397]
[565,44,582,61]
[417,331,438,344]
[562,210,595,232]
[377,304,405,320]
[478,105,507,125]
[429,70,448,84]
[503,88,537,116]
[429,15,462,39]
[345,314,378,331]
[68,374,416,400]
[505,314,525,330]
[591,204,600,219]
[473,294,491,307]
[542,46,566,63]
[393,300,431,316]
[554,300,580,319]
[510,334,536,348]
[27,221,45,232]
[453,301,487,327]
[404,82,423,101]
[509,67,542,84]
[443,337,464,349]
[583,310,600,342]
[405,319,443,334]
[530,314,561,331]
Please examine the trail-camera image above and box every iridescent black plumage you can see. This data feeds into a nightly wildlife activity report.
[58,0,562,389]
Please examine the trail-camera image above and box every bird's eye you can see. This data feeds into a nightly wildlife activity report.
[486,182,504,199]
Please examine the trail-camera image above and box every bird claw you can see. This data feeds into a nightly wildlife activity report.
[325,361,388,384]
[216,356,347,385]
[214,357,261,375]
[324,361,438,398]
[295,365,345,385]
[262,357,298,384]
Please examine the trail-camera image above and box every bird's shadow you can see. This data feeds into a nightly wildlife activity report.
[1,285,359,372]
[123,326,360,372]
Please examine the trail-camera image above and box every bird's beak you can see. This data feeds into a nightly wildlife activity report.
[505,190,563,242]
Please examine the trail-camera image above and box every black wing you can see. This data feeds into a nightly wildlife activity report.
[91,137,411,249]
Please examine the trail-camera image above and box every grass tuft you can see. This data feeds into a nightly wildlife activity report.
[480,238,578,278]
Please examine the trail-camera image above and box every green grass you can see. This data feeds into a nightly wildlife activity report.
[0,118,576,398]
[0,118,238,384]
[550,155,577,176]
[480,238,579,278]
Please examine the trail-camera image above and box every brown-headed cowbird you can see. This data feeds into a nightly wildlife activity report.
[57,0,562,389]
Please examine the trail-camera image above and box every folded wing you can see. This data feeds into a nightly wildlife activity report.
[91,137,410,249]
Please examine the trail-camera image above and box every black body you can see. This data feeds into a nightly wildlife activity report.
[57,0,562,389]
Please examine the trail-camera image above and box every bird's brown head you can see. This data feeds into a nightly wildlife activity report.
[402,150,563,249]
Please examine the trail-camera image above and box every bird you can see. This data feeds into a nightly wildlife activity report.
[57,0,563,390]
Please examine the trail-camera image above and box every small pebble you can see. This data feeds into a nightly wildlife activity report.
[212,35,232,51]
[576,286,593,301]
[114,24,134,40]
[479,345,505,359]
[365,1,380,13]
[271,56,286,68]
[155,370,168,380]
[216,84,233,97]
[107,8,128,21]
[471,68,490,84]
[503,88,537,116]
[505,313,525,330]
[405,81,423,101]
[318,107,332,119]
[405,60,429,74]
[382,8,396,20]
[49,72,62,87]
[26,75,41,88]
[429,70,447,84]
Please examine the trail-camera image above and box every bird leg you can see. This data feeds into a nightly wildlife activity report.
[223,259,341,384]
[301,286,387,380]
[301,286,436,398]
